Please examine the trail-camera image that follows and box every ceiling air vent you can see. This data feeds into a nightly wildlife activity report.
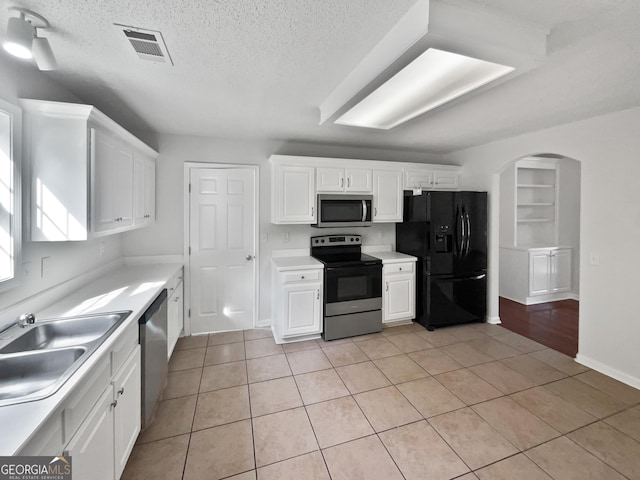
[114,24,173,65]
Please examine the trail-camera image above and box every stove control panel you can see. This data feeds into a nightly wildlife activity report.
[311,235,361,247]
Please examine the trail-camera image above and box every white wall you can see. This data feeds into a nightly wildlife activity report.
[122,134,445,324]
[0,56,124,323]
[557,158,581,293]
[449,106,640,388]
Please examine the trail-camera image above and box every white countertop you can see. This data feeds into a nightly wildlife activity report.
[271,256,323,271]
[500,244,572,251]
[368,251,418,263]
[0,262,182,455]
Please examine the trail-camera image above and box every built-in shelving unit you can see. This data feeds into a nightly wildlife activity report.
[514,158,558,246]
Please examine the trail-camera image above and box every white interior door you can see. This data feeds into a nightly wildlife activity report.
[189,167,256,333]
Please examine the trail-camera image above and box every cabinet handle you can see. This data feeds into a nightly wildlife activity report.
[341,178,344,188]
[174,296,180,302]
[347,177,351,187]
[301,275,305,279]
[375,208,377,216]
[317,290,320,300]
[399,267,402,271]
[386,282,389,292]
[118,387,125,396]
[111,400,118,409]
[311,207,314,216]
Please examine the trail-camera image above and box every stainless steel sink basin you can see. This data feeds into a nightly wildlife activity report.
[0,310,132,406]
[0,312,129,354]
[0,347,86,401]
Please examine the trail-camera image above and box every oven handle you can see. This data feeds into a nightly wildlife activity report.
[325,262,381,271]
[362,200,367,222]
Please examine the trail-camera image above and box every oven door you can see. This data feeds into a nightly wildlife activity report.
[315,194,373,227]
[324,263,382,316]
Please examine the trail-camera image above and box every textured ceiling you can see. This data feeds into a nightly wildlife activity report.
[1,0,639,153]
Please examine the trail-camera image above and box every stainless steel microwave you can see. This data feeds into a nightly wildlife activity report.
[313,194,373,228]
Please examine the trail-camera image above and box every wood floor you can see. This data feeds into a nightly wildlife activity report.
[499,297,579,357]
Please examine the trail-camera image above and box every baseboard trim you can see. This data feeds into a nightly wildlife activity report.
[486,316,501,325]
[575,353,640,390]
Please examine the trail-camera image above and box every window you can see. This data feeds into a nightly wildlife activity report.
[0,98,21,290]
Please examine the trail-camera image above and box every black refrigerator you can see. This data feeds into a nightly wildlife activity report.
[396,191,487,330]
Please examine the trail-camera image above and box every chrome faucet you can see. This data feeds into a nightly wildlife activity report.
[17,313,37,328]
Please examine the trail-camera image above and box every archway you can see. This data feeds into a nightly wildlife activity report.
[496,153,581,356]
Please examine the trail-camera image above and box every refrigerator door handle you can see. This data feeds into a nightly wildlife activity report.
[464,208,472,257]
[429,273,486,282]
[459,207,466,257]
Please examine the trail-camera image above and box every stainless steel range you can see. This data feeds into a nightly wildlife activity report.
[310,235,382,340]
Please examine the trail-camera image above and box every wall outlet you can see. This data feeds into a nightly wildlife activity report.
[99,242,106,257]
[282,232,290,243]
[589,252,600,265]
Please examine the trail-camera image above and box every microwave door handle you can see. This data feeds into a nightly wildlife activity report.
[362,200,367,222]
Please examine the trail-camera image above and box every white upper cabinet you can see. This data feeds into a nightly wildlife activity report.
[271,162,315,224]
[21,99,158,241]
[372,170,403,222]
[404,166,461,190]
[133,153,156,227]
[316,167,372,193]
[270,155,461,225]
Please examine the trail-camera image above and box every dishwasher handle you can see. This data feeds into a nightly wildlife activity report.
[138,289,168,324]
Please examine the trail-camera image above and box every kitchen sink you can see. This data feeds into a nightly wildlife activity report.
[0,312,129,354]
[0,347,86,401]
[0,310,132,406]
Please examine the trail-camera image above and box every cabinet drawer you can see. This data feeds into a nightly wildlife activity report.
[384,262,414,275]
[111,320,139,377]
[62,353,111,444]
[282,269,321,283]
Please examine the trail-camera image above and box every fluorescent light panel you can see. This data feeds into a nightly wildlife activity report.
[335,48,515,130]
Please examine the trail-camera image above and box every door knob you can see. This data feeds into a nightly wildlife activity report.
[246,254,254,261]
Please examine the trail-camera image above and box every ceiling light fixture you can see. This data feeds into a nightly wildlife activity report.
[335,48,515,130]
[3,7,57,70]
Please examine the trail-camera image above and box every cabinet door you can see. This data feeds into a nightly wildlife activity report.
[404,169,434,189]
[550,249,572,292]
[529,251,550,295]
[384,273,415,323]
[113,346,141,480]
[144,157,156,223]
[92,129,134,232]
[132,156,146,225]
[282,283,322,337]
[433,170,459,189]
[65,385,115,480]
[373,170,403,222]
[316,167,344,192]
[345,168,372,192]
[273,166,315,223]
[167,281,184,359]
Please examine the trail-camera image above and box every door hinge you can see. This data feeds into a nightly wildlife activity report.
[188,183,191,193]
[188,308,191,317]
[188,246,191,255]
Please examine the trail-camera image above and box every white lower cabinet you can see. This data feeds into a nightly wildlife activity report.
[66,385,115,480]
[529,248,572,296]
[113,347,142,479]
[271,259,323,343]
[383,261,416,323]
[500,246,572,304]
[65,345,141,480]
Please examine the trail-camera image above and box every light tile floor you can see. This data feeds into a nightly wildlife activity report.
[122,323,640,480]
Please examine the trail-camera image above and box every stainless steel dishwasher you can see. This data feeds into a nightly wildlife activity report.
[139,289,168,428]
